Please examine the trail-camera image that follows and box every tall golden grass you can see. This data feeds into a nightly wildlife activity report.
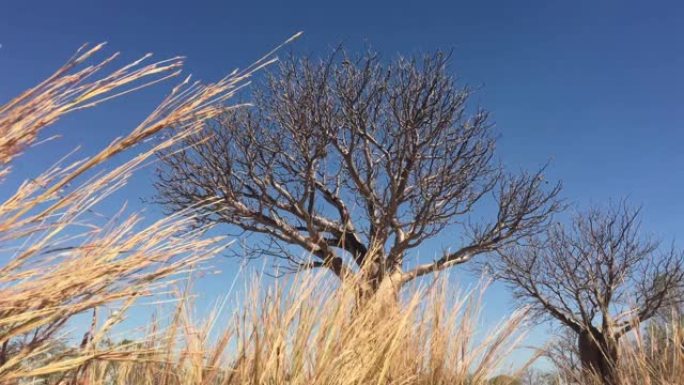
[75,273,533,385]
[0,41,272,382]
[0,41,682,385]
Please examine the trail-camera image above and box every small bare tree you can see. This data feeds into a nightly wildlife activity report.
[489,203,684,384]
[154,49,561,296]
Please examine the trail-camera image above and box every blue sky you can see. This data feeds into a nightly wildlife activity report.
[2,0,684,369]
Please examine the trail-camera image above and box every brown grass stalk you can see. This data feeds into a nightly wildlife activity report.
[0,40,271,383]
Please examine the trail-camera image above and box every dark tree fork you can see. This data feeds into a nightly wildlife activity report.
[154,49,561,296]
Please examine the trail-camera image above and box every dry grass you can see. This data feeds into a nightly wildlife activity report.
[67,273,531,385]
[0,40,275,383]
[614,318,684,385]
[1,40,682,385]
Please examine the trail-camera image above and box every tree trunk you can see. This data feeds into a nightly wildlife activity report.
[577,329,619,385]
[354,256,403,312]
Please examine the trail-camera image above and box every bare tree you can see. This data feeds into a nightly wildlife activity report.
[488,203,684,384]
[154,49,561,296]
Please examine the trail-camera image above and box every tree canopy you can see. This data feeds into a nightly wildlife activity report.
[155,49,562,294]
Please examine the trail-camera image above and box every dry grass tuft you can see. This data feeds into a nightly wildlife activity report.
[77,273,530,385]
[0,40,272,383]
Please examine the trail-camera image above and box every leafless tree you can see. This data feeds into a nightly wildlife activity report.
[154,49,561,297]
[488,202,684,384]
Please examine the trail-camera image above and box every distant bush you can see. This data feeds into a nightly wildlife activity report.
[488,374,521,385]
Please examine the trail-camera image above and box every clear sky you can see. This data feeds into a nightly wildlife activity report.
[2,0,683,370]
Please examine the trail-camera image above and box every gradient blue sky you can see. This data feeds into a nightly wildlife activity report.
[2,0,683,369]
